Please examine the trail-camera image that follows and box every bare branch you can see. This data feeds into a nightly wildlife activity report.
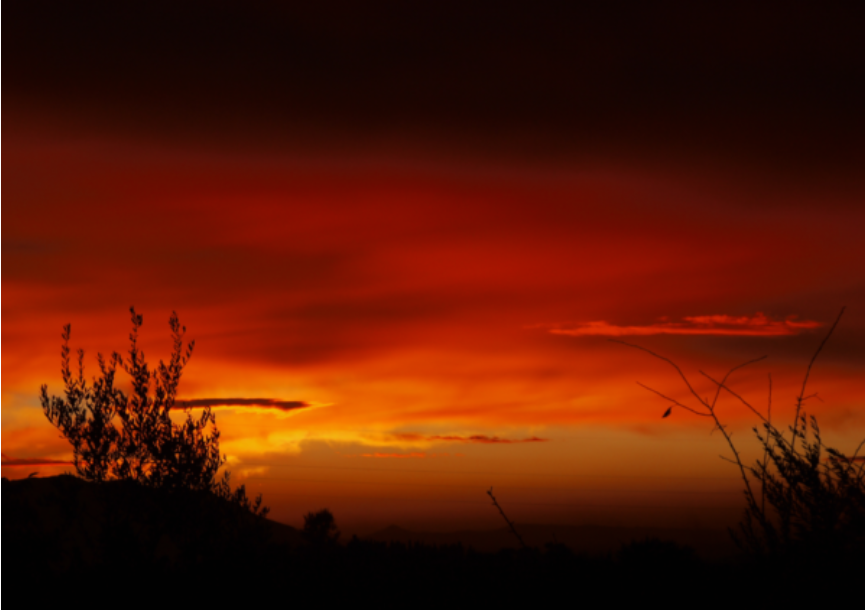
[792,307,845,448]
[700,369,769,424]
[703,355,767,414]
[609,339,712,410]
[635,383,711,417]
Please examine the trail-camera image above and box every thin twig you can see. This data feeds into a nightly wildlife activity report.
[791,307,845,452]
[635,382,711,417]
[610,339,712,410]
[487,487,528,550]
[702,355,768,418]
[761,373,773,516]
[700,369,769,424]
[849,438,865,484]
[851,438,865,461]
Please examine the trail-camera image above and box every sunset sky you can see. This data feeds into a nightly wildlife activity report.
[4,2,864,536]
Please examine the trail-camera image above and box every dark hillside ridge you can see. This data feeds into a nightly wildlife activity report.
[3,474,300,573]
[4,475,862,601]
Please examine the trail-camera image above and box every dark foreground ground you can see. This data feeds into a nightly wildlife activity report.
[4,476,862,604]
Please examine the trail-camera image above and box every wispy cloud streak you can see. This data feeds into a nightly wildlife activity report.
[828,456,865,463]
[389,433,548,444]
[539,313,822,337]
[173,398,327,414]
[1,453,73,467]
[361,452,428,459]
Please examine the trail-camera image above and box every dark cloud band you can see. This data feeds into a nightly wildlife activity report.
[173,398,313,412]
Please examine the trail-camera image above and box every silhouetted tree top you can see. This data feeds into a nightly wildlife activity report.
[41,307,267,516]
[302,509,340,547]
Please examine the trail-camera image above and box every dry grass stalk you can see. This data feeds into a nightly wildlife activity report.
[487,487,528,550]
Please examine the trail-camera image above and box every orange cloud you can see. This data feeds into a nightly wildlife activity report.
[541,313,822,337]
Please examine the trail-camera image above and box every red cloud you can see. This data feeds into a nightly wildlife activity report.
[542,313,822,337]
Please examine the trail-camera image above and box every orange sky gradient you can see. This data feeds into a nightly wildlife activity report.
[5,119,864,535]
[4,3,865,537]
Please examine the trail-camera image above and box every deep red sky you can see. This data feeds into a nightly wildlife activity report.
[3,2,864,534]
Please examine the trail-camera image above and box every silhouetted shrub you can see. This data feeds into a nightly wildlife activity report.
[40,307,266,516]
[736,414,865,563]
[616,308,865,565]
